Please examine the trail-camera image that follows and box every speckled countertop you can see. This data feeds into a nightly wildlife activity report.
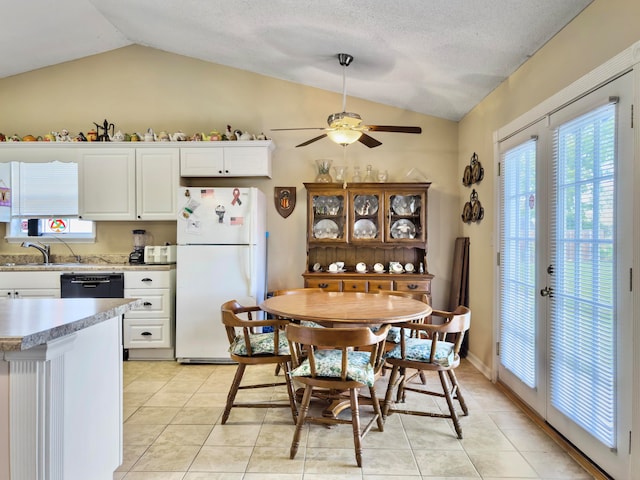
[0,263,175,272]
[0,254,175,272]
[0,298,141,351]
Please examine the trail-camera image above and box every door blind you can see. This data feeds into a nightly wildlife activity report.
[549,101,616,448]
[499,138,537,388]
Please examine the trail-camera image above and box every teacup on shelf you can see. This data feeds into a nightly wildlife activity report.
[356,262,367,273]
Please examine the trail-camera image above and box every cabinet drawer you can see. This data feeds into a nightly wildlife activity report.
[123,319,170,348]
[124,289,170,318]
[367,280,394,292]
[125,271,170,289]
[394,280,431,293]
[342,280,368,292]
[305,278,342,292]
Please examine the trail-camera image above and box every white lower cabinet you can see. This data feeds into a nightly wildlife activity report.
[124,269,176,359]
[0,271,61,298]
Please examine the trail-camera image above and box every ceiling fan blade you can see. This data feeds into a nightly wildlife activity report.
[271,127,326,131]
[358,133,382,148]
[366,125,422,134]
[296,134,328,147]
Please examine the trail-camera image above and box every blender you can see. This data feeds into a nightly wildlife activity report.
[129,229,148,264]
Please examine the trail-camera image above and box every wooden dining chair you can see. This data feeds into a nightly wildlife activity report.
[285,322,391,467]
[382,306,471,439]
[271,287,323,376]
[220,300,298,424]
[374,290,431,381]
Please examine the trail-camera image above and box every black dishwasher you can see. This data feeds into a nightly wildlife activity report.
[60,273,125,298]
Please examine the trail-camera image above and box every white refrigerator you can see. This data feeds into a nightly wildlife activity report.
[175,186,267,363]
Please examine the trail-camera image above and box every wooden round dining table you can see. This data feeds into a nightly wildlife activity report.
[260,291,432,327]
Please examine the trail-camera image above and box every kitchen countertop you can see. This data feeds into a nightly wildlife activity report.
[0,297,141,351]
[0,262,175,272]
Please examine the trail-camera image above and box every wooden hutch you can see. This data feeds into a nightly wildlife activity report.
[302,182,433,303]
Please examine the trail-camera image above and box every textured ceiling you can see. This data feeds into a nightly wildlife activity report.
[1,0,592,121]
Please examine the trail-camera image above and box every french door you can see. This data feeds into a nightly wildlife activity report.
[497,72,633,479]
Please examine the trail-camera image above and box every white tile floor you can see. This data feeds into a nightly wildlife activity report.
[115,360,595,479]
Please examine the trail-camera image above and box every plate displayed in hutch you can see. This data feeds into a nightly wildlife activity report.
[354,195,379,216]
[313,195,342,216]
[313,219,340,239]
[391,195,418,215]
[390,219,416,239]
[353,219,378,239]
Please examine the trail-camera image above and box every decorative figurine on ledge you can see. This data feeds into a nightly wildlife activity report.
[93,119,115,142]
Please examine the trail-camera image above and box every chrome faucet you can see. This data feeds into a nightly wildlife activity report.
[20,241,50,264]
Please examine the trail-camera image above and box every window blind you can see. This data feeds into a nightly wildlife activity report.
[499,138,537,388]
[12,161,78,217]
[549,102,616,448]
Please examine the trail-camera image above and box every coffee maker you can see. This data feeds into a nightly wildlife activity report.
[129,229,148,264]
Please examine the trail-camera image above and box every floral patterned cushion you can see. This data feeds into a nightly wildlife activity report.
[386,326,411,343]
[385,338,456,367]
[371,325,410,343]
[229,331,290,356]
[301,320,325,328]
[291,350,375,386]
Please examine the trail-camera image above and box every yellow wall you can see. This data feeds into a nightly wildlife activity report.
[458,0,640,369]
[0,45,459,307]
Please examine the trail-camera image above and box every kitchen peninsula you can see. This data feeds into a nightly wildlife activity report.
[0,298,139,480]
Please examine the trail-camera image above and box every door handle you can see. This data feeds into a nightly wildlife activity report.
[540,286,554,297]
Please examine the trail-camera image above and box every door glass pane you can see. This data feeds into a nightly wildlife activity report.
[550,102,616,448]
[500,139,537,388]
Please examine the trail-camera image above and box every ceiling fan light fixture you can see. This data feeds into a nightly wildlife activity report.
[328,112,362,128]
[327,128,362,146]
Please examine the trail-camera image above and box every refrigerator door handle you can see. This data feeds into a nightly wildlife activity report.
[248,242,254,297]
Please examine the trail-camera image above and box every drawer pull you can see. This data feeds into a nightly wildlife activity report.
[351,284,357,289]
[318,283,329,288]
[141,331,152,336]
[141,278,153,283]
[143,302,153,307]
[407,284,418,290]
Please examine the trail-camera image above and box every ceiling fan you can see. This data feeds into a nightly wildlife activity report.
[271,53,422,148]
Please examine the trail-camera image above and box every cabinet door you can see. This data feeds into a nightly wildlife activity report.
[385,191,427,244]
[180,148,225,176]
[308,189,347,244]
[136,148,179,220]
[224,146,272,177]
[78,148,136,220]
[349,191,383,243]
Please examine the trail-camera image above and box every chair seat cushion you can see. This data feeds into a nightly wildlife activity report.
[385,338,456,367]
[291,350,375,386]
[301,320,325,328]
[229,332,290,356]
[371,325,409,343]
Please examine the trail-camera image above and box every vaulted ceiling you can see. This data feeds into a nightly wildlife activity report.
[1,0,592,121]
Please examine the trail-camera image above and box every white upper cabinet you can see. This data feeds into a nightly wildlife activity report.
[78,147,180,221]
[78,148,136,220]
[179,141,273,177]
[136,148,179,220]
